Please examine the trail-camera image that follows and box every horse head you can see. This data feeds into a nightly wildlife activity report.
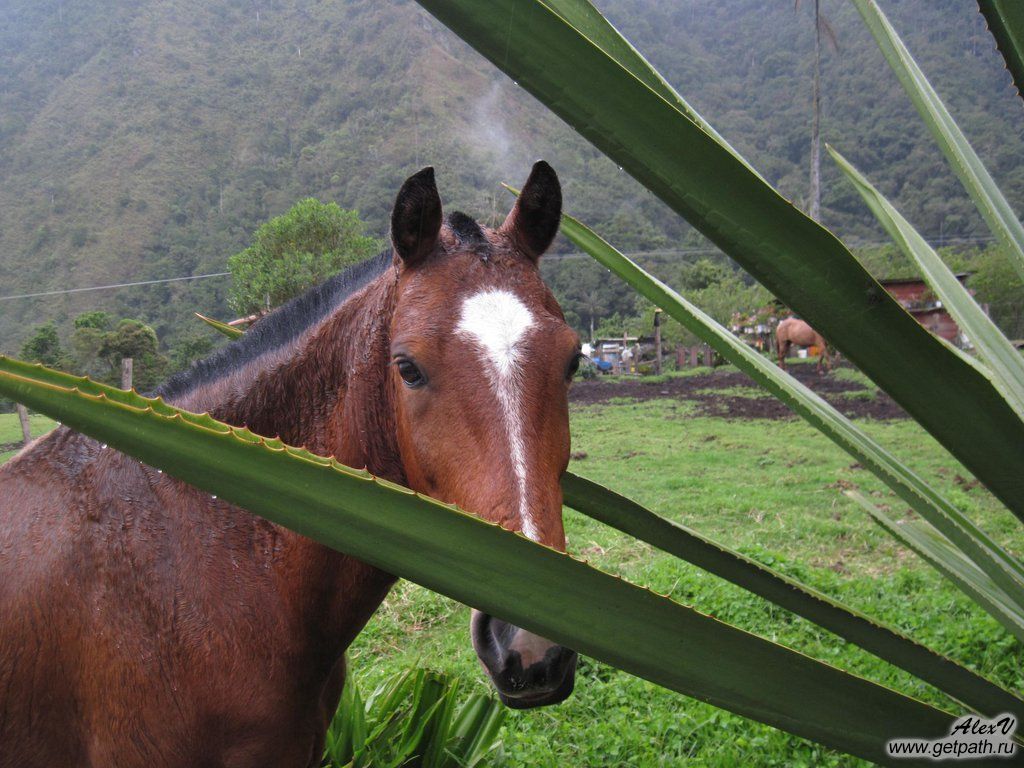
[388,162,579,708]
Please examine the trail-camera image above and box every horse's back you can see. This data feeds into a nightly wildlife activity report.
[777,317,822,346]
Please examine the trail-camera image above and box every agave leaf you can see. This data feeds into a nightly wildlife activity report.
[540,0,763,181]
[527,202,1024,609]
[846,491,1024,644]
[0,358,959,764]
[389,705,444,767]
[365,668,417,716]
[413,0,1024,519]
[396,674,448,762]
[420,678,460,768]
[852,0,1024,282]
[829,145,1024,421]
[562,472,1024,718]
[979,0,1024,101]
[325,682,358,766]
[450,695,507,768]
[349,680,368,761]
[194,312,245,339]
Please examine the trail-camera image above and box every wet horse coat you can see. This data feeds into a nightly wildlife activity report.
[0,163,579,767]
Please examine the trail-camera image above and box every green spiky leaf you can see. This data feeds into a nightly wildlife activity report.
[979,0,1024,102]
[0,356,959,765]
[853,0,1024,282]
[562,472,1024,718]
[846,491,1024,644]
[829,144,1024,422]
[527,198,1024,615]
[412,0,1024,519]
[195,312,245,339]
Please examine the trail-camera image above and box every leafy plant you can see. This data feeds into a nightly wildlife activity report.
[829,145,1024,420]
[228,198,382,315]
[0,358,963,765]
[979,1,1024,100]
[96,318,168,391]
[20,322,69,370]
[322,669,505,768]
[414,0,1024,757]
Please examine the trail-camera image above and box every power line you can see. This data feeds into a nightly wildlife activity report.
[544,235,996,263]
[0,232,1000,301]
[0,272,230,302]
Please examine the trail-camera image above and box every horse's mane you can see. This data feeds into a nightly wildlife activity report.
[159,249,393,401]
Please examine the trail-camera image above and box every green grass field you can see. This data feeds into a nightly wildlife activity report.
[0,412,57,463]
[350,388,1024,767]
[3,386,1022,766]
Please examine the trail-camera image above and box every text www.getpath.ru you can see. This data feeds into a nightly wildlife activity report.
[888,714,1017,761]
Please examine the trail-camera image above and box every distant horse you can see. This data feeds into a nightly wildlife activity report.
[776,317,832,373]
[0,162,580,767]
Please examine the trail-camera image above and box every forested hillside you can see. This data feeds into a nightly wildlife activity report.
[1,0,1022,353]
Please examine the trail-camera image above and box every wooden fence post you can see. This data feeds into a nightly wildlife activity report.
[121,358,134,390]
[17,403,32,445]
[653,309,663,375]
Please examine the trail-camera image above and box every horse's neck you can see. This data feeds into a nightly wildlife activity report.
[176,273,403,479]
[170,270,402,650]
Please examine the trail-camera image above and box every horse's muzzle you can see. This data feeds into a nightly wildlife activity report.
[471,610,577,709]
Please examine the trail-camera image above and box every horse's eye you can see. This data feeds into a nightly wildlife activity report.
[566,353,582,380]
[396,359,425,388]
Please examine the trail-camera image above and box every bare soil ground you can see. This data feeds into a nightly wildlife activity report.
[570,363,907,419]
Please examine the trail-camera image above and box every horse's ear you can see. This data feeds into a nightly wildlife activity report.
[501,160,561,262]
[391,167,443,267]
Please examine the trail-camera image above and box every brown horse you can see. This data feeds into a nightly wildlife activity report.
[776,316,832,373]
[0,162,581,767]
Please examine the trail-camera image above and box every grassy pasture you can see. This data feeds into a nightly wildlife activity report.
[0,412,57,463]
[351,366,1024,767]
[2,366,1021,766]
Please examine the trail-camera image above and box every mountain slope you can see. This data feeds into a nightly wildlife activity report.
[0,0,1021,350]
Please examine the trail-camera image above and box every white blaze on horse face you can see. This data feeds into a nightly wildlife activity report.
[456,289,539,542]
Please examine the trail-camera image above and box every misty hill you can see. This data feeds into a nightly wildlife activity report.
[1,0,1021,351]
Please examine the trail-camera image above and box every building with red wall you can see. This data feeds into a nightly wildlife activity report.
[879,273,972,343]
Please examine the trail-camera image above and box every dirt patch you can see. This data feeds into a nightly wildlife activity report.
[570,363,907,420]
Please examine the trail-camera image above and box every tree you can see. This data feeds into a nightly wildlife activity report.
[679,258,731,290]
[169,334,215,374]
[67,312,172,388]
[691,274,771,328]
[73,311,113,331]
[98,319,168,391]
[20,322,69,369]
[541,258,637,342]
[591,262,772,356]
[70,311,113,379]
[969,246,1024,341]
[228,198,381,315]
